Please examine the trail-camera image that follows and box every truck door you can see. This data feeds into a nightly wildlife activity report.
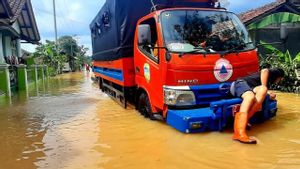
[135,17,164,112]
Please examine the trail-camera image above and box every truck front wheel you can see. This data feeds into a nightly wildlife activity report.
[138,93,155,120]
[99,78,104,92]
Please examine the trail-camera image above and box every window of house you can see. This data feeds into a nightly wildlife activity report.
[11,40,17,57]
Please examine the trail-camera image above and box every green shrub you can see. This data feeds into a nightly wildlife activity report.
[260,42,300,93]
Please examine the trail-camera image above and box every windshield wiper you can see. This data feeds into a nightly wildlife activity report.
[178,48,203,57]
[221,48,239,56]
[220,42,253,57]
[178,45,216,57]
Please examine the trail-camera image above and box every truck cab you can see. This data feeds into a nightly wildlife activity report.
[135,8,257,113]
[134,8,276,132]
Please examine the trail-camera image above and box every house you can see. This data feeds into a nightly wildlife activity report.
[239,0,300,57]
[0,0,40,65]
[0,0,40,97]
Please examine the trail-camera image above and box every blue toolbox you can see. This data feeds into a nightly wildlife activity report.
[250,95,277,124]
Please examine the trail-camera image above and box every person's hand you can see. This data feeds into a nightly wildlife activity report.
[269,92,277,100]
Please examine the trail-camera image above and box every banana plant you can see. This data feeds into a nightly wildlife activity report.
[260,41,300,92]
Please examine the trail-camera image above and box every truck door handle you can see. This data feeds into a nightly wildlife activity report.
[136,67,140,73]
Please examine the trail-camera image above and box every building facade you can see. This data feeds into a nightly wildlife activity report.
[0,0,40,65]
[239,0,300,57]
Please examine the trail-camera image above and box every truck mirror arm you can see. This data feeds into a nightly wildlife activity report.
[149,45,171,61]
[165,51,172,62]
[150,46,168,50]
[140,44,168,51]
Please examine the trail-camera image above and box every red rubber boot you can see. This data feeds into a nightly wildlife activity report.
[233,112,257,144]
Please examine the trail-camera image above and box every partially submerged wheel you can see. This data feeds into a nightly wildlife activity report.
[138,93,155,120]
[98,78,104,92]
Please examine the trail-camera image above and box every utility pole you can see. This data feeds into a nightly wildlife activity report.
[71,40,73,71]
[52,0,59,74]
[53,0,58,43]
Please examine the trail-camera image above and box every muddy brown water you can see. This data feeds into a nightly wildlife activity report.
[0,72,299,169]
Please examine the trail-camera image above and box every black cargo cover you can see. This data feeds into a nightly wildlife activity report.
[90,0,216,61]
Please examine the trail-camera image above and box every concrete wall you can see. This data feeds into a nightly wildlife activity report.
[252,23,300,57]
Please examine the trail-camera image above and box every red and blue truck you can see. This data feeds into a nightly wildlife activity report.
[90,0,277,133]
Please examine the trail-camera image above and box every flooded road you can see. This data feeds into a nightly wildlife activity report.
[0,72,299,169]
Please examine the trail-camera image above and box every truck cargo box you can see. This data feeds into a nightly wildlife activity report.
[90,0,216,61]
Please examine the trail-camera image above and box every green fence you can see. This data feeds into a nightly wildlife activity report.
[27,67,36,83]
[0,64,48,97]
[9,66,18,91]
[0,64,11,97]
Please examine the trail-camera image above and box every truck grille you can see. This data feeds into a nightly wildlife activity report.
[190,83,233,106]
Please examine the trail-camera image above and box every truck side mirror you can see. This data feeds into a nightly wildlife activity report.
[280,24,288,41]
[138,24,151,46]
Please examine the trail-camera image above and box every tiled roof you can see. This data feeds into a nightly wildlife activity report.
[8,0,26,23]
[0,0,26,24]
[18,0,41,43]
[239,0,286,24]
[0,0,40,43]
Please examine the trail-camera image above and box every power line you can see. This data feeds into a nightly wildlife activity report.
[34,7,85,24]
[62,0,75,27]
[57,1,73,34]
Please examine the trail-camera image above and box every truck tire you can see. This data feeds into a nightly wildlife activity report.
[99,78,104,92]
[138,93,155,120]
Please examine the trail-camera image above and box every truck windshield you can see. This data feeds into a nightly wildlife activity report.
[161,10,254,53]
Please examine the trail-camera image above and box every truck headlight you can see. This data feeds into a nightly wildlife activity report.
[164,87,196,106]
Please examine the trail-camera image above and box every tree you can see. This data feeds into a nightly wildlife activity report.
[31,35,90,75]
[31,40,67,75]
[58,36,80,71]
[260,42,300,93]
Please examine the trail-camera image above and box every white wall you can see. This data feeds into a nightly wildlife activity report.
[4,36,12,57]
[0,21,23,61]
[12,22,21,34]
[16,39,21,58]
[12,21,21,58]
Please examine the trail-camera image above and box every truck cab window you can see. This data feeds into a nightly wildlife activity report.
[161,10,254,53]
[139,18,159,62]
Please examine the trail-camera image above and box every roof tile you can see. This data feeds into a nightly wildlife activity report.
[239,0,286,24]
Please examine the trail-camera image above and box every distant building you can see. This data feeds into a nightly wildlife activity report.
[239,0,300,57]
[0,0,40,65]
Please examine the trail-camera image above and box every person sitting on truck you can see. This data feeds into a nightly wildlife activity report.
[231,68,285,144]
[151,42,159,59]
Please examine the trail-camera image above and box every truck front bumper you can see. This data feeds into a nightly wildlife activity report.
[166,96,277,133]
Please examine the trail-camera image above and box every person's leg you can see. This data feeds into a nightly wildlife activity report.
[233,91,257,144]
[239,91,256,113]
[253,85,268,103]
[248,85,268,119]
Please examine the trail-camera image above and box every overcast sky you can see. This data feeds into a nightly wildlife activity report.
[22,0,275,55]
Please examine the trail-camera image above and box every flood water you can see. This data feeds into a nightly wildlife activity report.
[0,72,299,169]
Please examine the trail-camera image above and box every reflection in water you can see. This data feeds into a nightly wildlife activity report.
[0,72,299,169]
